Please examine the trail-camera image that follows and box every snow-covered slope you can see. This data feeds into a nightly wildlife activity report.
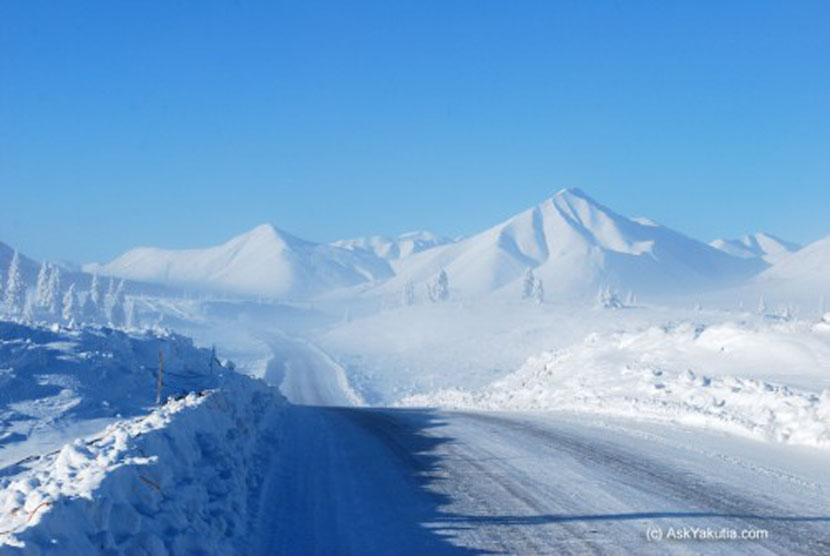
[332,231,451,260]
[710,232,799,263]
[760,236,830,280]
[382,189,764,299]
[86,224,394,299]
[750,236,830,303]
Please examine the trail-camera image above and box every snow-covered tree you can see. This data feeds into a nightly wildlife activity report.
[104,278,116,314]
[758,296,767,315]
[4,250,26,316]
[107,279,126,327]
[596,285,623,309]
[62,283,78,324]
[522,268,536,300]
[125,298,136,329]
[402,280,416,307]
[35,261,51,308]
[776,304,793,321]
[625,290,636,306]
[532,277,544,304]
[22,293,34,323]
[90,273,103,311]
[428,269,450,302]
[46,266,62,316]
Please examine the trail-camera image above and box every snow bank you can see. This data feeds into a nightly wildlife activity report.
[0,361,281,554]
[0,320,284,553]
[401,320,830,449]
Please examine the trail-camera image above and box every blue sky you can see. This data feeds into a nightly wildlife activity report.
[1,1,828,262]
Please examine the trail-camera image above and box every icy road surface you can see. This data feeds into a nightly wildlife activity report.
[251,338,830,555]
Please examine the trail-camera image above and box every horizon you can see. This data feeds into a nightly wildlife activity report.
[2,1,829,262]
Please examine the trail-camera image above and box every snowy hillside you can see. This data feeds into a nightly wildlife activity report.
[745,236,830,304]
[332,231,451,260]
[710,232,800,263]
[759,236,830,282]
[381,188,765,299]
[86,224,394,299]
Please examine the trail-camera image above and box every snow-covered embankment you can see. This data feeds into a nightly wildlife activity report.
[401,317,830,449]
[0,322,283,553]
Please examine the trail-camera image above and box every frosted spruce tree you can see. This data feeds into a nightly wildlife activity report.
[4,250,26,317]
[428,269,450,302]
[522,268,544,304]
[107,280,126,327]
[125,298,136,329]
[90,273,103,311]
[104,278,116,318]
[402,280,416,307]
[596,285,623,309]
[522,268,536,300]
[46,265,62,316]
[758,296,767,315]
[35,260,51,308]
[62,283,78,325]
[533,277,544,304]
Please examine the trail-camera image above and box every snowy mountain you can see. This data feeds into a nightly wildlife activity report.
[756,235,830,288]
[380,188,766,299]
[332,231,451,260]
[709,233,800,264]
[86,224,394,298]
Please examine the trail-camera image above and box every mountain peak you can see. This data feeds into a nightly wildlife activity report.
[553,187,589,201]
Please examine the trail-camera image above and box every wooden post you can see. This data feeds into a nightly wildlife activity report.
[156,346,164,405]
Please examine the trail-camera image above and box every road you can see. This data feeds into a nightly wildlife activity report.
[249,338,830,555]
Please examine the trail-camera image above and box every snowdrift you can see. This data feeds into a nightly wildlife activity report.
[0,321,284,553]
[401,318,830,449]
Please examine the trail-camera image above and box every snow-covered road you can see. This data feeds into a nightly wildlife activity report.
[253,340,830,555]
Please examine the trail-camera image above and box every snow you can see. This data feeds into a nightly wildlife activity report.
[0,320,283,552]
[0,321,223,471]
[758,235,830,284]
[710,232,800,264]
[400,318,830,448]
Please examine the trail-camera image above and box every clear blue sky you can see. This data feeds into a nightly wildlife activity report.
[1,1,828,263]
